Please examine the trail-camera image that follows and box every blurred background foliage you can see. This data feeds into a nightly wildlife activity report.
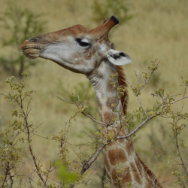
[0,0,188,187]
[0,2,46,78]
[92,0,132,24]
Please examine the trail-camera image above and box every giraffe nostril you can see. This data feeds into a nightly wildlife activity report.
[29,38,38,42]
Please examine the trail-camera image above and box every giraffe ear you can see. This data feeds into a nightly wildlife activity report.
[107,49,132,66]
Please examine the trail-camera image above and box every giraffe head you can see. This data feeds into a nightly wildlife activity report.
[21,16,132,74]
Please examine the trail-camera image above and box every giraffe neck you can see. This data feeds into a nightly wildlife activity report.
[87,60,162,188]
[88,60,122,124]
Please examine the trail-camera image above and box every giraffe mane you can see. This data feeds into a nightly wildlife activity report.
[136,154,162,187]
[117,67,162,186]
[116,66,128,114]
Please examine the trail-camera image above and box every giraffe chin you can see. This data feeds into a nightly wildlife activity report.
[22,48,40,59]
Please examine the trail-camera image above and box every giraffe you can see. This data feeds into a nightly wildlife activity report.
[21,16,162,188]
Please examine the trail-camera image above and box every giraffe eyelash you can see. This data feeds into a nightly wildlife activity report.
[75,38,91,47]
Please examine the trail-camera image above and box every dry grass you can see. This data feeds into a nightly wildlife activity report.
[0,0,188,187]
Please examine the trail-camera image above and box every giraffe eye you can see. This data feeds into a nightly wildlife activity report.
[75,38,91,47]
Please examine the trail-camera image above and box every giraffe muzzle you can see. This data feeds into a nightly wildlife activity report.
[21,38,46,59]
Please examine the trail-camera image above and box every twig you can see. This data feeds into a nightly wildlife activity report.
[80,143,105,175]
[180,86,187,112]
[44,166,54,186]
[58,96,105,126]
[117,115,156,139]
[136,95,148,118]
[174,120,188,178]
[135,62,159,96]
[1,162,9,188]
[9,171,13,188]
[57,96,74,105]
[117,95,188,140]
[28,177,34,188]
[1,162,14,188]
[70,143,106,188]
[19,94,47,187]
[170,96,188,105]
[81,110,106,126]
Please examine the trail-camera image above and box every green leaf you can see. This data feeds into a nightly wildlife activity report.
[56,162,79,185]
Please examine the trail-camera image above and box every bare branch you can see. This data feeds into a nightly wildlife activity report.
[19,94,47,187]
[58,96,105,126]
[1,162,14,188]
[117,95,188,140]
[80,143,105,175]
[9,171,13,188]
[81,110,106,126]
[117,115,156,139]
[180,86,187,112]
[57,96,74,105]
[136,95,148,118]
[170,96,188,105]
[70,143,106,188]
[44,166,54,186]
[1,162,9,188]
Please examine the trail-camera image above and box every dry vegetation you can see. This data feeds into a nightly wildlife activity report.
[0,0,188,187]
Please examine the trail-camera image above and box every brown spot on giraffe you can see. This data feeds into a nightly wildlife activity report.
[107,79,117,91]
[106,97,119,108]
[112,167,131,187]
[103,111,111,120]
[122,170,132,186]
[111,169,122,187]
[118,138,124,143]
[130,162,142,184]
[108,148,127,165]
[103,111,115,124]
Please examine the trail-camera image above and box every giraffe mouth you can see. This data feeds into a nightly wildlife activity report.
[21,40,45,59]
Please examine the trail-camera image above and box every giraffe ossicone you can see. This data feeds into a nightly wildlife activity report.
[21,16,162,188]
